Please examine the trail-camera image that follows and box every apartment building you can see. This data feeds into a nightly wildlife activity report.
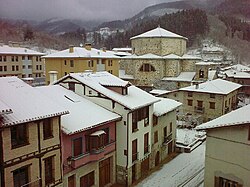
[42,44,120,85]
[52,71,160,185]
[38,85,121,187]
[166,79,242,122]
[0,77,68,187]
[0,44,45,83]
[151,98,182,170]
[196,104,250,187]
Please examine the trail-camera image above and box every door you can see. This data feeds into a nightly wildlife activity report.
[132,164,136,183]
[99,157,111,186]
[141,157,149,176]
[68,175,75,187]
[168,141,173,154]
[155,151,160,166]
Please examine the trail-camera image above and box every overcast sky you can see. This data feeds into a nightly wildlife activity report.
[0,0,177,21]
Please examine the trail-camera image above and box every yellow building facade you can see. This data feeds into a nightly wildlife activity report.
[43,45,120,84]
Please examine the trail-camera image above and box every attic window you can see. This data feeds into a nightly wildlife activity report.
[139,64,156,72]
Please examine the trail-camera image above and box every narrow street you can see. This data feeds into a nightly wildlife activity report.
[137,143,206,187]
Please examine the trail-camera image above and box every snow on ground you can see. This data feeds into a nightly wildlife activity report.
[176,128,205,146]
[137,142,206,187]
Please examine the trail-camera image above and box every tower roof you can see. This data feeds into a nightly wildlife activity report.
[130,26,188,40]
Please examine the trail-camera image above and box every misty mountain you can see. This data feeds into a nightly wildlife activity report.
[97,1,194,30]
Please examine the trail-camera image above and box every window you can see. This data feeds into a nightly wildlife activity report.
[197,100,203,108]
[12,65,15,71]
[188,92,193,97]
[139,63,156,72]
[108,70,113,74]
[68,175,75,187]
[225,100,227,107]
[40,65,42,70]
[108,60,113,66]
[132,106,149,132]
[65,72,67,76]
[22,56,25,60]
[210,93,215,98]
[28,56,32,60]
[0,56,2,61]
[36,65,39,70]
[22,65,25,69]
[28,65,32,69]
[12,56,15,62]
[199,69,204,78]
[4,66,7,71]
[144,133,149,154]
[163,126,167,137]
[36,56,39,61]
[3,56,6,62]
[13,166,29,187]
[132,139,138,162]
[215,176,240,187]
[69,82,75,91]
[64,60,67,65]
[70,60,74,67]
[15,56,18,62]
[43,118,53,139]
[73,137,82,157]
[16,65,19,71]
[88,60,94,67]
[210,102,215,109]
[187,99,193,106]
[80,171,95,187]
[154,131,158,143]
[44,156,55,185]
[11,123,28,148]
[0,66,2,71]
[153,115,158,126]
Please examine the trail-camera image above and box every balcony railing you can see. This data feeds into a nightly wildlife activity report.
[163,133,172,145]
[194,106,204,113]
[21,178,41,187]
[132,152,138,162]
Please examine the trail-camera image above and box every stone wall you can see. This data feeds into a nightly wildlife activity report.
[131,38,186,56]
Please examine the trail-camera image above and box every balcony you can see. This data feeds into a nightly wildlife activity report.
[132,152,138,163]
[194,106,204,113]
[69,140,115,169]
[163,133,172,145]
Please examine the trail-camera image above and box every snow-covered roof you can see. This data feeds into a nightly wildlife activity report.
[37,85,121,135]
[224,70,250,79]
[150,89,171,96]
[222,64,250,72]
[55,71,160,110]
[163,54,182,59]
[119,70,134,80]
[0,77,68,127]
[130,27,188,40]
[195,61,221,66]
[112,47,132,52]
[0,45,44,55]
[0,100,12,115]
[181,54,201,60]
[202,46,224,52]
[42,47,120,59]
[180,79,242,95]
[196,104,250,130]
[162,72,196,82]
[154,98,182,117]
[123,53,200,60]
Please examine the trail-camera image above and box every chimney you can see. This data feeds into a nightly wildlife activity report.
[85,43,92,51]
[49,71,58,84]
[69,45,74,53]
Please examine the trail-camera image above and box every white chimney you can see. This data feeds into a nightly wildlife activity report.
[49,71,58,84]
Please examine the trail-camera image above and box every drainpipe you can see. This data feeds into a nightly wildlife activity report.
[126,111,131,187]
[0,128,5,187]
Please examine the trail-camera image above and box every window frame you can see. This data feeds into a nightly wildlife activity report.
[11,123,29,149]
[43,118,53,140]
[44,156,55,185]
